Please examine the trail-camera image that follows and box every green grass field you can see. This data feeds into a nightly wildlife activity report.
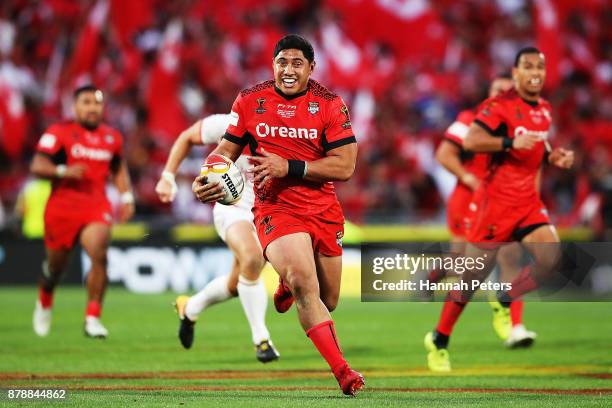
[0,287,610,407]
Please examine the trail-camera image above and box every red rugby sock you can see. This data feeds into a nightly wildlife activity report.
[510,299,523,326]
[428,268,446,283]
[436,295,467,336]
[85,300,102,318]
[306,320,347,376]
[38,287,54,309]
[508,266,538,299]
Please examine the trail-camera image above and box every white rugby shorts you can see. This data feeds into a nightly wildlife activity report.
[213,180,255,242]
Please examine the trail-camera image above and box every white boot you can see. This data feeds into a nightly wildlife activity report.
[33,301,52,337]
[84,316,108,338]
[505,324,536,348]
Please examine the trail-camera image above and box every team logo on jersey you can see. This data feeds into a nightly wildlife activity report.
[515,106,523,120]
[308,102,319,115]
[482,101,496,117]
[71,144,113,161]
[255,98,266,114]
[514,126,548,140]
[255,123,318,139]
[105,134,114,144]
[261,215,275,235]
[336,231,344,247]
[340,105,352,129]
[85,133,100,144]
[530,109,543,124]
[530,108,551,125]
[277,103,297,118]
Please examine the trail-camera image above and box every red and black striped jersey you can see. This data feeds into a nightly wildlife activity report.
[224,79,356,215]
[474,88,552,205]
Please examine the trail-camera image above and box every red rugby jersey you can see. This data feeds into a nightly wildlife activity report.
[443,109,488,183]
[224,79,356,215]
[474,88,552,205]
[35,121,123,210]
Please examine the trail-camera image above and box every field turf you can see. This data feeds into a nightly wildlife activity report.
[0,287,610,407]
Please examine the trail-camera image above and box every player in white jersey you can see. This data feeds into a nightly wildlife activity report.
[155,114,279,363]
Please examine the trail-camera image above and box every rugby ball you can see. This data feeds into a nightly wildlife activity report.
[200,154,245,205]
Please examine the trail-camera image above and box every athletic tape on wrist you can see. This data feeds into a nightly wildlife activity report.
[161,171,176,183]
[161,171,178,196]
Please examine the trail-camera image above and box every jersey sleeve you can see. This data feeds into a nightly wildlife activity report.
[109,129,124,171]
[35,124,65,156]
[474,98,505,135]
[543,102,555,143]
[200,114,232,145]
[444,111,474,146]
[223,94,249,147]
[114,129,124,155]
[322,97,356,152]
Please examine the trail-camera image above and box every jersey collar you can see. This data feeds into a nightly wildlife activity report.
[521,98,539,107]
[509,88,541,108]
[274,84,308,100]
[76,121,101,132]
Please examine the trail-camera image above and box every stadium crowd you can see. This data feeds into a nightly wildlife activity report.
[0,0,610,231]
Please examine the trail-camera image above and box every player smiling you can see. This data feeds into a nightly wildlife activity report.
[192,35,364,396]
[425,47,575,371]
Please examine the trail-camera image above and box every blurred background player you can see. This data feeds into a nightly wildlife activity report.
[193,35,364,396]
[425,47,575,371]
[434,75,536,347]
[30,85,134,338]
[155,114,279,363]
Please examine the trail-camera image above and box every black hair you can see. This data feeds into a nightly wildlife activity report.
[514,46,543,67]
[273,34,315,62]
[74,84,101,99]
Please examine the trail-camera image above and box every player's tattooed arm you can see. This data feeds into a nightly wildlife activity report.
[192,139,243,203]
[464,122,539,152]
[435,140,479,191]
[30,153,86,180]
